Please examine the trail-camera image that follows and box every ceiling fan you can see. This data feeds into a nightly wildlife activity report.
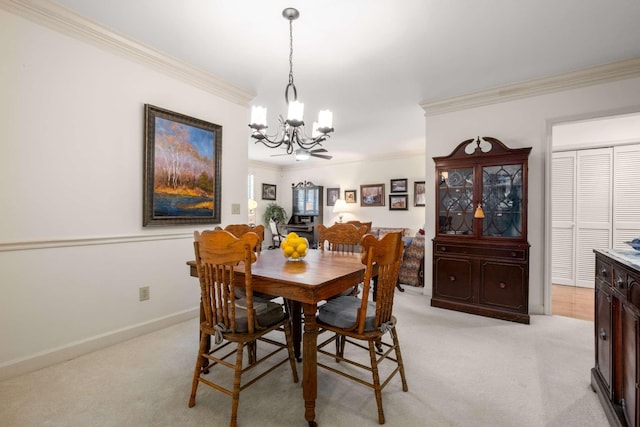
[270,147,333,161]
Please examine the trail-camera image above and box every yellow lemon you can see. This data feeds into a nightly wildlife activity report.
[291,251,300,259]
[286,232,299,240]
[283,245,294,256]
[296,241,307,254]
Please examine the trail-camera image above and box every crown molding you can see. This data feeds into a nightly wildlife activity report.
[421,57,640,116]
[0,0,254,106]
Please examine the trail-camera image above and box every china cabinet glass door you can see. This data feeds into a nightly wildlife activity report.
[481,164,524,238]
[438,167,474,235]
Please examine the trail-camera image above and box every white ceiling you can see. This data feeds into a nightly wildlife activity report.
[51,0,640,166]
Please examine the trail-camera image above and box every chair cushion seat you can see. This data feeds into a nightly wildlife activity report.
[317,295,376,331]
[232,298,286,333]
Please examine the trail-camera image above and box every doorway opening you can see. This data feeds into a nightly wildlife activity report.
[550,112,640,320]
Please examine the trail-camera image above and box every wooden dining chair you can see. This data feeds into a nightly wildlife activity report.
[317,223,368,297]
[189,230,298,427]
[346,220,372,235]
[222,224,264,254]
[316,231,408,425]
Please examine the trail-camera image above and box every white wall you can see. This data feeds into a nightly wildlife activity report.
[0,9,250,378]
[423,76,640,315]
[553,112,640,151]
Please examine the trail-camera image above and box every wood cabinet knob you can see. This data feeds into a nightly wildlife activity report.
[599,328,607,341]
[511,251,517,257]
[616,278,625,289]
[499,282,506,289]
[441,246,447,252]
[449,275,456,282]
[601,268,608,278]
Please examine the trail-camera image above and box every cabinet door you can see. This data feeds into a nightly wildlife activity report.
[595,285,612,395]
[622,303,638,427]
[481,164,524,238]
[433,257,473,302]
[479,261,527,311]
[438,167,474,235]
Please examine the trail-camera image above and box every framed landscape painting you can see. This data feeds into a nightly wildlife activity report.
[390,178,408,193]
[143,104,222,226]
[389,194,408,210]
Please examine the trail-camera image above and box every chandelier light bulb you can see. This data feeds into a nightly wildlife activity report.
[287,100,304,124]
[318,110,333,130]
[250,106,267,127]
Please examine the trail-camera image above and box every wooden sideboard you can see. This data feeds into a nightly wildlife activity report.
[592,249,640,427]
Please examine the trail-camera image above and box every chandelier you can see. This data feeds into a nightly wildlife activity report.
[248,7,334,159]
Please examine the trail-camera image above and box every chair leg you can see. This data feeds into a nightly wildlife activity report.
[368,340,385,424]
[188,331,209,408]
[247,341,256,364]
[391,328,408,392]
[283,320,299,382]
[230,343,244,427]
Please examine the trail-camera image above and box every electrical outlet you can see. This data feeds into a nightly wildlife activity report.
[139,286,150,301]
[231,203,240,214]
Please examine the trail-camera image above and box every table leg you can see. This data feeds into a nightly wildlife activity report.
[302,302,318,426]
[288,300,302,362]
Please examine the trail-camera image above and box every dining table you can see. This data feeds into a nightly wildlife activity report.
[187,248,366,426]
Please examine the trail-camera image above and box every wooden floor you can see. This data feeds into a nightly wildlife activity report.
[552,284,594,321]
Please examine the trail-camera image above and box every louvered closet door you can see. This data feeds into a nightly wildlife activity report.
[613,144,640,247]
[552,152,576,286]
[576,148,612,288]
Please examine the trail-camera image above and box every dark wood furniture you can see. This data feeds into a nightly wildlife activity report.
[188,249,365,426]
[287,181,323,247]
[432,137,531,324]
[592,249,640,427]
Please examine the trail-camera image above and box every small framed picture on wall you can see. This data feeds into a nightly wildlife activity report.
[262,183,276,200]
[414,181,426,206]
[327,187,340,206]
[345,189,357,203]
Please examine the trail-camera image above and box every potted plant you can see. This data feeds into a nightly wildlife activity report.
[262,202,287,226]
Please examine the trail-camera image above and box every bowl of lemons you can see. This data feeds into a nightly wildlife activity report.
[281,232,309,261]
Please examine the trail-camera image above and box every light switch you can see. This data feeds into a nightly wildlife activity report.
[231,203,240,214]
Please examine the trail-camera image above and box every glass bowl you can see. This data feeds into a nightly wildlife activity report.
[281,234,309,261]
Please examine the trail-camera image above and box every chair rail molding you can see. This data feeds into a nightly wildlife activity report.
[0,233,193,252]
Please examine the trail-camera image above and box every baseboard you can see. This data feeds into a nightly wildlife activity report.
[0,307,198,381]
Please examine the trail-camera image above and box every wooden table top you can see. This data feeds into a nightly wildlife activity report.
[188,248,365,304]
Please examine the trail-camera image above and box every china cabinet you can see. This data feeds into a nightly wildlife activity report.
[432,137,531,324]
[592,249,640,427]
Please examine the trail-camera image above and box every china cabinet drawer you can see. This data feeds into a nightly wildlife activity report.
[435,243,527,261]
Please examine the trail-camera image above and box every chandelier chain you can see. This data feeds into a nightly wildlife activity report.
[288,18,294,89]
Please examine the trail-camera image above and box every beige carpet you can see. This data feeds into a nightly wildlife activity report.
[0,287,608,426]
